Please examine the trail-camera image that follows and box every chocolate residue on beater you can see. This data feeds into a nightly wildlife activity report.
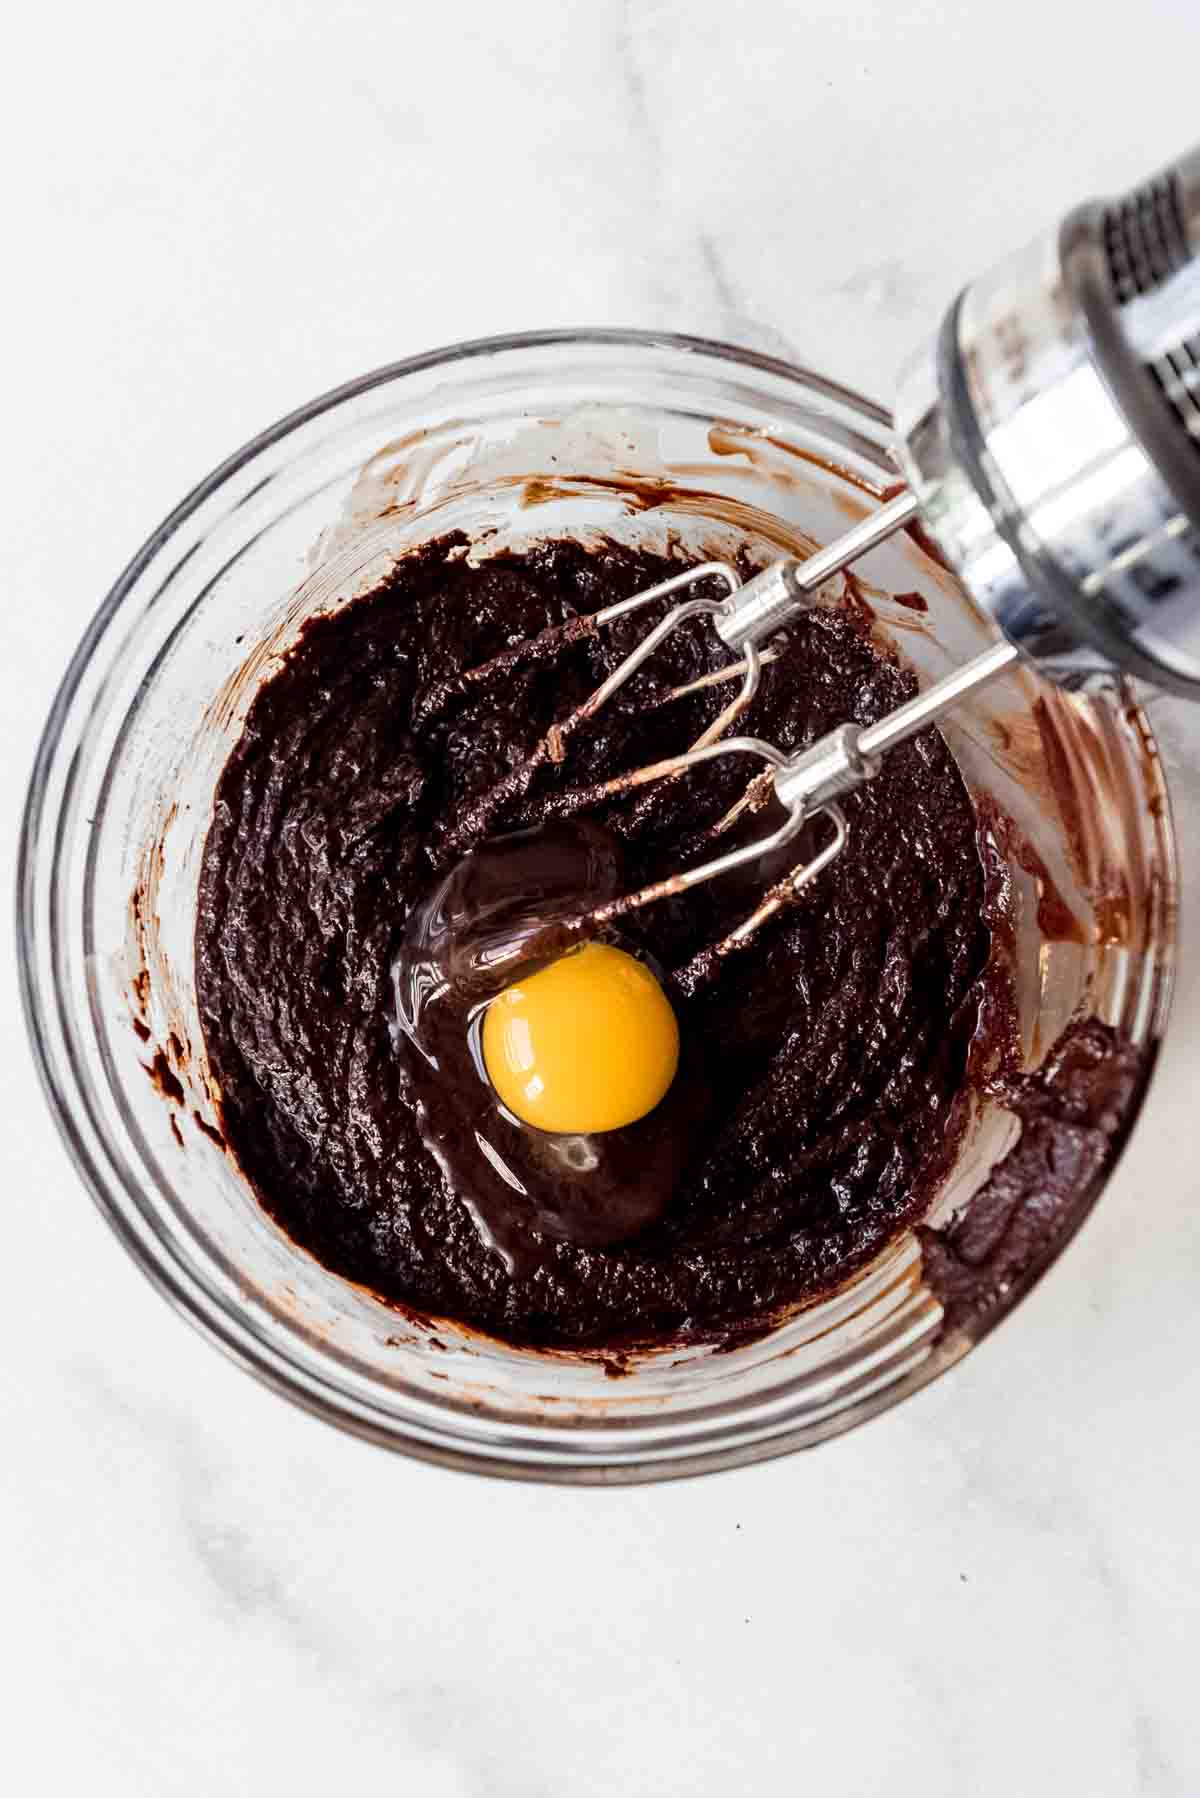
[196,533,1008,1349]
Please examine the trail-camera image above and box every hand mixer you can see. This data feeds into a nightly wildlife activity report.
[464,143,1200,960]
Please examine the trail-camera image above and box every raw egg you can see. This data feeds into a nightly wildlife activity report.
[395,823,700,1252]
[482,941,680,1133]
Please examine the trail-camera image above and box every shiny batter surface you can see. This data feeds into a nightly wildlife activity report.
[196,534,1000,1348]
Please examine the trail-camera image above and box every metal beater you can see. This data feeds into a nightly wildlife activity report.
[469,144,1200,954]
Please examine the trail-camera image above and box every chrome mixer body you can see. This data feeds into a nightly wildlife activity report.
[468,143,1200,952]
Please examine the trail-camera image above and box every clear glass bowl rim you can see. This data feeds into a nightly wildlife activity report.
[16,327,1175,1483]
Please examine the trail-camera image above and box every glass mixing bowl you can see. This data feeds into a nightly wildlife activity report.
[18,331,1175,1482]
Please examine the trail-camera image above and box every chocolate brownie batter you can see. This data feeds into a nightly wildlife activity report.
[920,1017,1148,1334]
[196,534,1003,1348]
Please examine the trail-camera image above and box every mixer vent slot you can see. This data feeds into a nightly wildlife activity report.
[1103,174,1188,300]
[1151,329,1200,448]
[1104,175,1200,454]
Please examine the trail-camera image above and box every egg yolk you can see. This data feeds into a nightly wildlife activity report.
[481,942,680,1134]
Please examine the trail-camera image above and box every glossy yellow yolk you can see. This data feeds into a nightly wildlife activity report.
[481,942,680,1134]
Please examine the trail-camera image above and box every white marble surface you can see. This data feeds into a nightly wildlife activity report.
[4,2,1200,1791]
